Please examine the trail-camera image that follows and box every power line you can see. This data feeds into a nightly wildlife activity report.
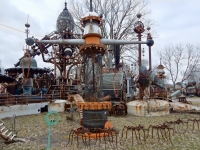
[0,23,43,37]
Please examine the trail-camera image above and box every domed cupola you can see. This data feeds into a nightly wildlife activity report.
[5,52,50,78]
[20,56,37,68]
[56,2,75,33]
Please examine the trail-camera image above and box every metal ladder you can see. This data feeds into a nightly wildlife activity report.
[0,120,16,141]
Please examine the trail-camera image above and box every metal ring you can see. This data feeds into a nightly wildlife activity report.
[45,111,60,126]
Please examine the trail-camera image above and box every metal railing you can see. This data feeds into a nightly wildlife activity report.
[0,94,52,106]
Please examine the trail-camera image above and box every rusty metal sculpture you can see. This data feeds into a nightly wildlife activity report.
[146,123,174,143]
[187,118,200,131]
[121,123,173,145]
[67,126,117,148]
[24,1,156,148]
[121,124,146,145]
[165,118,188,134]
[65,117,200,148]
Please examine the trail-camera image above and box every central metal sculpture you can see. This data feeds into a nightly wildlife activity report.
[26,0,154,136]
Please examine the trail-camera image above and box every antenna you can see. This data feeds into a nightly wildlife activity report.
[25,15,31,50]
[25,15,30,39]
[27,15,29,24]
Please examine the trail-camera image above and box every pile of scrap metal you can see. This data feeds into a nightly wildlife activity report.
[149,73,167,100]
[176,80,200,97]
[150,84,167,100]
[185,81,199,96]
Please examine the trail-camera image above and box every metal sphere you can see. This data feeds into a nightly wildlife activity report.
[147,26,151,31]
[136,13,142,19]
[146,39,154,47]
[25,23,30,28]
[26,37,34,46]
[134,21,145,34]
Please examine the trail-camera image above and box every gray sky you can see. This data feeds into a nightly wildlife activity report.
[0,0,200,71]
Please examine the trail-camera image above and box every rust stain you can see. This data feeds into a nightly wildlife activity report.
[139,105,142,115]
[136,105,138,114]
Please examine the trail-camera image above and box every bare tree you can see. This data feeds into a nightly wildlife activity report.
[68,0,152,67]
[158,44,200,89]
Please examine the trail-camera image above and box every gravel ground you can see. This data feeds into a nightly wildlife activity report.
[1,100,200,150]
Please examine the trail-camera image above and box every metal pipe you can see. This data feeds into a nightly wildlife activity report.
[35,39,85,45]
[170,90,180,97]
[148,46,152,71]
[138,33,143,100]
[33,39,148,45]
[108,50,113,70]
[101,39,148,45]
[92,54,95,101]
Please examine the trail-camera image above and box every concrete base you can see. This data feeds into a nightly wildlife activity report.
[0,102,49,119]
[127,100,169,116]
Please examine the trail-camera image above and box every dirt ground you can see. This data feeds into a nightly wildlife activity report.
[1,98,200,150]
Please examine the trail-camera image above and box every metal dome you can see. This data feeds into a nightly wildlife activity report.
[20,56,37,68]
[56,2,74,33]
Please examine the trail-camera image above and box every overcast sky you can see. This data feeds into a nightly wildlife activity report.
[0,0,200,71]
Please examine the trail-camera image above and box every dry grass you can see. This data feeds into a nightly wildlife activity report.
[1,111,200,150]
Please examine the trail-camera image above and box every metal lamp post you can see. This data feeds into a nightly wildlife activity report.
[133,14,154,100]
[134,14,145,100]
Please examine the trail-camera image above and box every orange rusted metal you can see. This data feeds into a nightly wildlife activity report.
[79,43,106,55]
[104,121,113,129]
[72,126,115,140]
[77,101,112,110]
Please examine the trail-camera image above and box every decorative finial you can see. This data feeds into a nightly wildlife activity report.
[160,58,162,65]
[64,1,67,10]
[90,0,93,12]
